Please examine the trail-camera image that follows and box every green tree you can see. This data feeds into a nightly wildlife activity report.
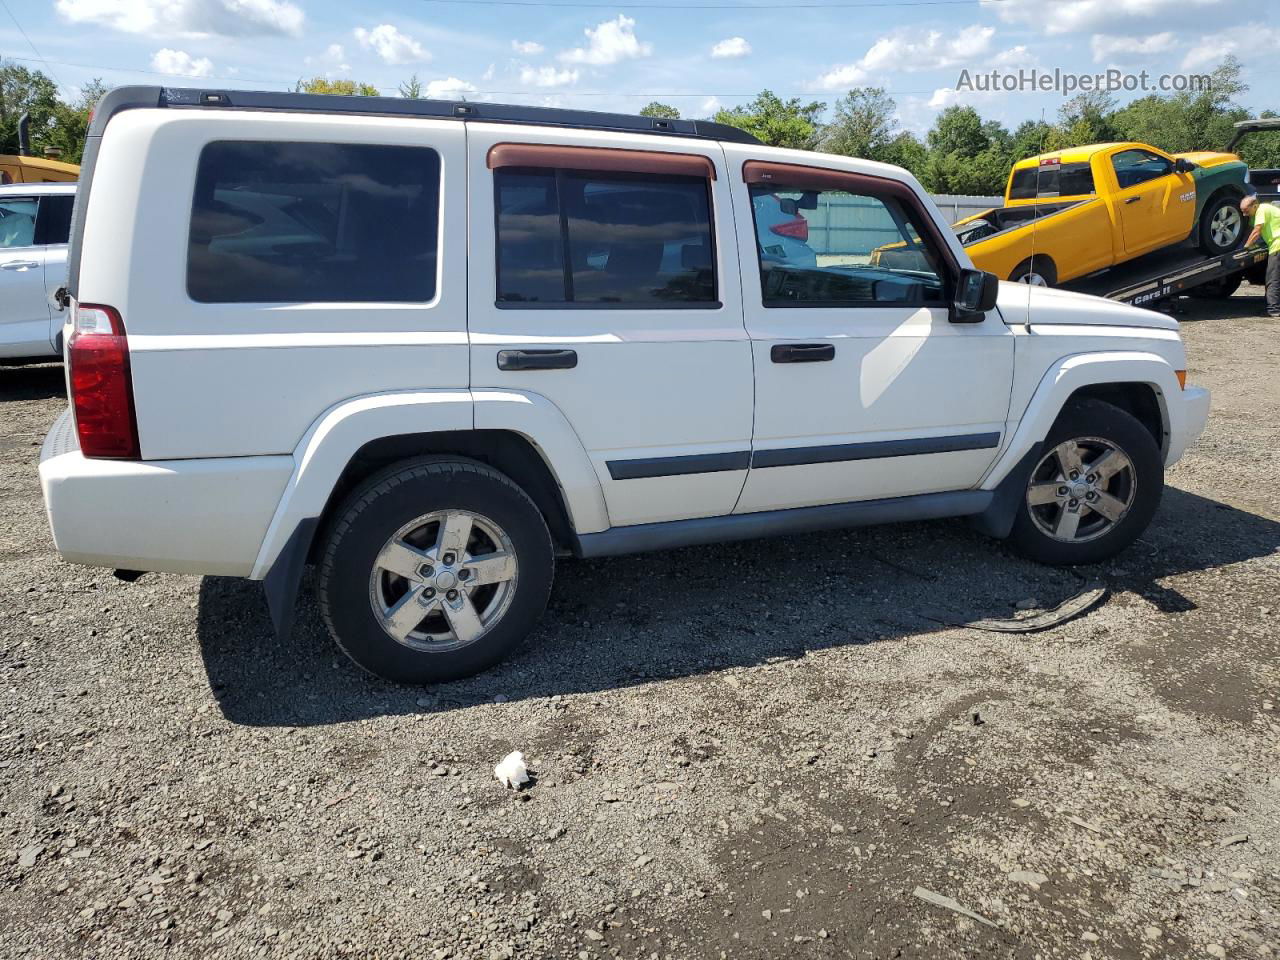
[399,75,423,99]
[881,131,928,177]
[1051,90,1118,148]
[714,90,824,149]
[295,77,380,96]
[1009,119,1054,160]
[926,105,989,158]
[817,87,897,160]
[0,61,61,156]
[1110,57,1249,154]
[47,79,107,163]
[921,106,1011,194]
[639,101,680,119]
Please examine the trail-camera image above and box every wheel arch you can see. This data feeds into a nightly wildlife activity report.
[251,390,609,638]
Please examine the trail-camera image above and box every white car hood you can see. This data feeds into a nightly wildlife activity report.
[995,281,1179,331]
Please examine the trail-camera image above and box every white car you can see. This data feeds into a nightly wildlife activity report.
[39,87,1210,684]
[1,182,75,361]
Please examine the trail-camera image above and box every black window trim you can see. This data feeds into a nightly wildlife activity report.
[493,164,722,311]
[748,181,949,310]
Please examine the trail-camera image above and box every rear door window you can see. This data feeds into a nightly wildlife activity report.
[495,168,716,306]
[0,197,38,248]
[35,194,74,245]
[188,141,441,303]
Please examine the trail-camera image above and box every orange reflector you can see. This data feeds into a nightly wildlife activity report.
[1175,370,1187,390]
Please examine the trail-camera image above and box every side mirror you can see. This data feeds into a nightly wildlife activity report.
[952,267,999,322]
[1174,157,1196,174]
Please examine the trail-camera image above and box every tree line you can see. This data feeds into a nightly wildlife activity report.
[3,57,1276,195]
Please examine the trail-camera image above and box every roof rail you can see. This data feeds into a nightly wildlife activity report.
[86,85,762,145]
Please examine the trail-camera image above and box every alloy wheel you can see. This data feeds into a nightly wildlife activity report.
[1026,437,1137,543]
[1211,205,1242,248]
[1015,272,1049,286]
[368,510,519,652]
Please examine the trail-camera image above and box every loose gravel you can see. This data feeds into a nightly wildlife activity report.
[1,289,1278,959]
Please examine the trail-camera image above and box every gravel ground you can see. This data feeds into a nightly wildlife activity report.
[1,288,1278,960]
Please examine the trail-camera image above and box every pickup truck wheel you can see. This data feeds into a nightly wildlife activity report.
[1010,257,1056,287]
[317,458,554,684]
[1009,399,1163,566]
[1198,194,1244,255]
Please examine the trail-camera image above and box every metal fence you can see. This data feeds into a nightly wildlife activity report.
[800,192,1001,257]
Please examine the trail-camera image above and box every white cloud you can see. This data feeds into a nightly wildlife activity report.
[992,45,1035,67]
[818,25,994,90]
[983,0,1228,35]
[512,40,544,55]
[150,47,213,77]
[1091,32,1176,62]
[559,14,651,66]
[701,96,722,115]
[1182,26,1280,69]
[354,24,428,65]
[325,43,345,61]
[519,65,579,87]
[710,36,751,59]
[927,85,1004,109]
[482,63,495,82]
[56,0,303,37]
[424,77,477,99]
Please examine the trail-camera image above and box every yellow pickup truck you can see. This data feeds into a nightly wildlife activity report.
[949,142,1249,286]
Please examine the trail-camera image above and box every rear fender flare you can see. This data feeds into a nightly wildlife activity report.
[981,351,1182,492]
[250,389,607,581]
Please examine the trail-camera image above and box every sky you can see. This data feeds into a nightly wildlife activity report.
[0,0,1272,136]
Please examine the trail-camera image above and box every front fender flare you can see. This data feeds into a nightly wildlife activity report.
[981,351,1182,492]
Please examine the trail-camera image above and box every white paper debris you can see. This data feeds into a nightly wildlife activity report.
[494,751,529,789]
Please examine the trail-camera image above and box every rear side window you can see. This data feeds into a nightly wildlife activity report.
[495,168,716,306]
[188,141,441,303]
[1008,161,1095,199]
[35,194,74,245]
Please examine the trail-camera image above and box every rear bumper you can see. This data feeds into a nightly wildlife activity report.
[1167,385,1210,465]
[39,410,293,576]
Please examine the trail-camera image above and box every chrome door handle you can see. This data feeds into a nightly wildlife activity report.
[1,260,39,270]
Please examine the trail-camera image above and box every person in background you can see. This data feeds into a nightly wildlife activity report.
[1241,193,1280,319]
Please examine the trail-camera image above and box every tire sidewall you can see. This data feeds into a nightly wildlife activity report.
[1200,195,1245,255]
[319,461,554,684]
[1011,400,1164,566]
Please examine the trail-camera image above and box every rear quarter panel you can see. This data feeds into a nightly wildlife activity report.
[79,109,468,460]
[966,199,1114,282]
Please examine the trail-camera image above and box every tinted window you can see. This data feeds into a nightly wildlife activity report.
[1008,161,1096,199]
[188,141,440,303]
[1111,149,1173,189]
[0,197,38,248]
[495,168,716,306]
[36,194,74,245]
[748,184,945,306]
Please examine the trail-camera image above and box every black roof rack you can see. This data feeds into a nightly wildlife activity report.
[87,85,762,145]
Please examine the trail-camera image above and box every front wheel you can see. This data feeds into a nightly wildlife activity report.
[317,457,554,684]
[1009,399,1164,566]
[1198,194,1245,255]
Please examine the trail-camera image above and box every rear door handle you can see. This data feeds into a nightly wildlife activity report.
[771,343,835,363]
[497,348,578,371]
[1124,196,1141,205]
[1,260,39,271]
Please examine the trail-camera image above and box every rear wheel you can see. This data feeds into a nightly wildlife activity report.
[1010,256,1057,287]
[317,457,554,684]
[1009,399,1163,566]
[1198,193,1245,255]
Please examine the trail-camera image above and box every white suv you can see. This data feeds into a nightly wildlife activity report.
[39,87,1210,683]
[1,182,75,361]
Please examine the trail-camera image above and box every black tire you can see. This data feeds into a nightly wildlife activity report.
[1198,193,1246,255]
[1009,398,1164,566]
[317,457,554,684]
[1010,256,1057,287]
[1188,272,1243,299]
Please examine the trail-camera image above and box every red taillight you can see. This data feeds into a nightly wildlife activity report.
[68,303,140,459]
[770,215,809,241]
